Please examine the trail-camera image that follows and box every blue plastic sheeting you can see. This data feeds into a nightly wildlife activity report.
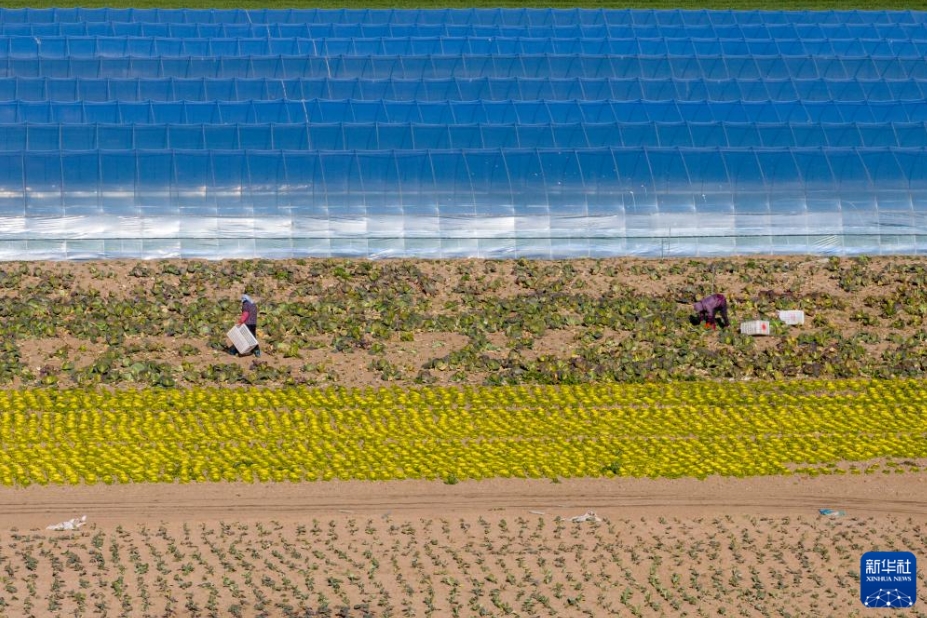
[0,122,615,150]
[4,147,926,199]
[0,147,925,259]
[4,22,927,40]
[1,8,926,26]
[0,99,925,125]
[4,121,925,151]
[4,36,927,58]
[3,55,927,80]
[3,76,927,103]
[2,8,927,259]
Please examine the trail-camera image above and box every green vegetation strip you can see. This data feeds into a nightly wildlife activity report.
[0,378,924,486]
[8,257,927,389]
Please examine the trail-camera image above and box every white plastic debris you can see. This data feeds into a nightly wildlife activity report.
[47,515,87,531]
[778,310,805,325]
[569,511,602,523]
[740,320,770,336]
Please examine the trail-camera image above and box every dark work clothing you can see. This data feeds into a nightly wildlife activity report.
[229,300,261,356]
[694,293,729,328]
[242,302,260,355]
[247,323,260,356]
[241,300,258,326]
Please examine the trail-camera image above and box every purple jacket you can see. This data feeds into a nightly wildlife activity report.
[240,299,258,326]
[694,294,726,316]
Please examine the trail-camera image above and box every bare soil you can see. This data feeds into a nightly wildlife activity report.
[0,474,924,617]
[1,256,926,617]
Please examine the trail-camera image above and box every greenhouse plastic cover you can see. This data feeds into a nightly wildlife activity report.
[1,9,926,259]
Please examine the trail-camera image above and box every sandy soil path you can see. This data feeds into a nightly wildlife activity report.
[2,474,924,531]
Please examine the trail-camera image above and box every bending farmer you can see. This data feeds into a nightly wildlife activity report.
[689,293,730,329]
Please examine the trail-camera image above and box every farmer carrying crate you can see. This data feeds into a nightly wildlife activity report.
[228,294,261,357]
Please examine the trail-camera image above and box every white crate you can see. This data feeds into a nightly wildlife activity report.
[740,320,770,336]
[778,310,805,326]
[227,324,258,354]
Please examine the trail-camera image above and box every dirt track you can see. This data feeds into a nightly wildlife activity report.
[4,474,925,531]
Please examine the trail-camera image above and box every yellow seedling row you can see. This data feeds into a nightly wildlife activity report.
[0,378,924,486]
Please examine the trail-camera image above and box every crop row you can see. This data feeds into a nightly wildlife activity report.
[3,256,927,388]
[5,513,918,618]
[0,378,924,487]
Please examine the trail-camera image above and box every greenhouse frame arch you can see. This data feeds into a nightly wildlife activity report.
[0,8,925,259]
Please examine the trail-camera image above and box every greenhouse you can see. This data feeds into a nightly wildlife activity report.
[0,8,926,258]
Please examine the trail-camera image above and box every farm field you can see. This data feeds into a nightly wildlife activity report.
[0,256,925,616]
[7,255,927,390]
[0,475,925,617]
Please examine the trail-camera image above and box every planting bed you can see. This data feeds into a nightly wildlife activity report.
[5,255,927,389]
